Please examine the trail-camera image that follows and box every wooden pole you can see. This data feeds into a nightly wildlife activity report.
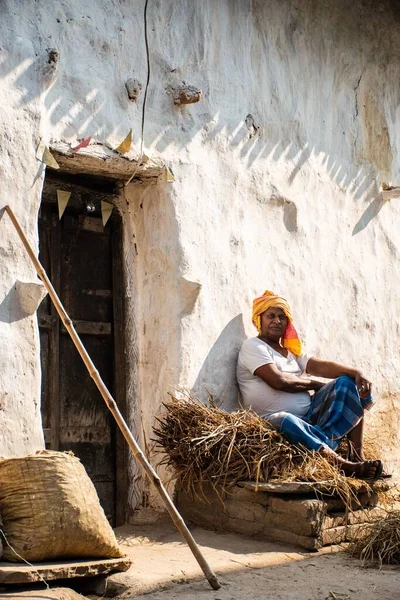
[4,204,220,591]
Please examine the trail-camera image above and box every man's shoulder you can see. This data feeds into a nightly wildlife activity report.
[241,336,260,347]
[240,337,267,353]
[238,337,274,374]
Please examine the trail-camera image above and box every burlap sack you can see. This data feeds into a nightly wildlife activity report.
[0,451,124,562]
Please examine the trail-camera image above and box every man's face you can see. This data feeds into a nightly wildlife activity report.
[260,307,288,340]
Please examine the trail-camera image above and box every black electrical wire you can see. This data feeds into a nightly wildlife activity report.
[125,0,151,186]
[141,0,150,156]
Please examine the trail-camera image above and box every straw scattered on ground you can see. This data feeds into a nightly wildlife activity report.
[153,394,370,508]
[348,510,400,566]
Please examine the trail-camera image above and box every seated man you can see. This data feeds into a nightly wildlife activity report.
[236,289,386,480]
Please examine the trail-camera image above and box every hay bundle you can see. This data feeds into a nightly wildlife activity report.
[153,395,364,504]
[348,510,400,566]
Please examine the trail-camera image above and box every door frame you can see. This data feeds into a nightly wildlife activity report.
[110,216,129,526]
[38,172,128,526]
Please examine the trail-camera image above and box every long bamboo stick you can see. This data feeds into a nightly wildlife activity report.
[4,204,221,591]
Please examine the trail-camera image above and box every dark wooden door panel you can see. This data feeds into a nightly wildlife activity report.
[58,331,116,519]
[59,335,113,430]
[61,215,112,323]
[38,194,123,525]
[89,481,115,523]
[39,329,50,431]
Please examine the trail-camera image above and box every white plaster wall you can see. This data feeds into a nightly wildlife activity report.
[0,14,47,455]
[0,0,400,501]
[118,180,185,510]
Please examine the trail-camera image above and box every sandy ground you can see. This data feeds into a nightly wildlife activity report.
[112,522,400,600]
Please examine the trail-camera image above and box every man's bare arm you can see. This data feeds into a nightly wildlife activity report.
[306,357,372,398]
[254,363,324,393]
[306,357,358,379]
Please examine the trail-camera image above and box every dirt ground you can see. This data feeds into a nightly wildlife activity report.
[112,522,400,600]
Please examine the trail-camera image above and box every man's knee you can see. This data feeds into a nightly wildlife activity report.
[335,375,357,391]
[267,411,292,430]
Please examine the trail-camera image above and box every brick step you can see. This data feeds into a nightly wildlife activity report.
[176,480,395,551]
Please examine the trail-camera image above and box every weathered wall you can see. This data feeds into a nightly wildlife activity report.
[0,0,399,508]
[0,13,47,455]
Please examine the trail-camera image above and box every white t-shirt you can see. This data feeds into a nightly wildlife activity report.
[236,337,311,418]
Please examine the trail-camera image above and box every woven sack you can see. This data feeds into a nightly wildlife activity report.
[0,450,124,562]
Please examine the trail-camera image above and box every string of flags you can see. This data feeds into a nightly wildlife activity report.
[37,130,175,224]
[115,129,132,154]
[165,166,175,182]
[35,129,133,171]
[56,190,71,219]
[101,201,113,227]
[36,139,60,170]
[55,189,114,227]
[72,136,92,152]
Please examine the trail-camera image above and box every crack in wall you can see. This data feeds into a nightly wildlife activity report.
[353,74,363,156]
[354,74,362,118]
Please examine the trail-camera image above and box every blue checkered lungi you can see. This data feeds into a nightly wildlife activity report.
[265,375,373,451]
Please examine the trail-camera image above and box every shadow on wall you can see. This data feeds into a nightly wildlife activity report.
[1,1,399,217]
[0,286,22,323]
[0,280,47,323]
[191,314,247,412]
[352,196,387,235]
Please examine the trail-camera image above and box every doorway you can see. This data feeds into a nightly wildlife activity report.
[37,172,127,525]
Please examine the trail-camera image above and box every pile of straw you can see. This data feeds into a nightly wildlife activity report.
[348,510,400,566]
[153,394,365,505]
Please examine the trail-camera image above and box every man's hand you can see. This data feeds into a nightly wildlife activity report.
[310,380,325,392]
[355,371,372,398]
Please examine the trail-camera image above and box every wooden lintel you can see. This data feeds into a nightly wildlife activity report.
[49,141,164,181]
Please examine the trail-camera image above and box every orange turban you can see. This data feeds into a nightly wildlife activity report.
[252,290,302,356]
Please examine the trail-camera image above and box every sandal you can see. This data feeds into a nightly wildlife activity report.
[348,460,383,481]
[352,459,383,482]
[345,441,391,479]
[380,470,393,479]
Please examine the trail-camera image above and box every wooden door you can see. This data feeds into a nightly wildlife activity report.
[38,180,127,525]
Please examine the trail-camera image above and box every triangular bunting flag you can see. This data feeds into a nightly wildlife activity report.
[141,153,150,164]
[57,190,71,220]
[36,139,60,169]
[72,136,92,152]
[165,167,175,182]
[101,200,113,227]
[115,129,132,154]
[42,147,60,169]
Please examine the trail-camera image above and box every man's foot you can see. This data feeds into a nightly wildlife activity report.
[347,447,391,479]
[322,450,384,481]
[345,442,391,479]
[347,459,383,481]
